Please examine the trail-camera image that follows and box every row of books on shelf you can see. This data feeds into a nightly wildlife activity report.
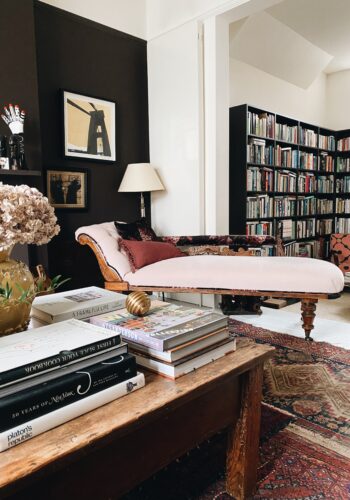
[335,218,350,233]
[319,134,336,151]
[248,111,275,138]
[0,287,235,452]
[284,240,324,258]
[247,195,337,218]
[335,198,350,212]
[317,175,334,193]
[246,221,273,236]
[298,196,316,216]
[247,138,274,165]
[299,127,317,148]
[336,177,350,193]
[246,195,273,219]
[248,169,336,194]
[275,123,298,143]
[247,142,335,171]
[275,146,299,168]
[247,112,336,150]
[247,166,273,191]
[337,137,350,152]
[274,196,296,217]
[337,158,350,172]
[275,170,297,192]
[278,218,334,239]
[318,198,334,214]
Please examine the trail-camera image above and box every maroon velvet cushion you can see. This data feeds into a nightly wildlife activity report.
[119,239,186,272]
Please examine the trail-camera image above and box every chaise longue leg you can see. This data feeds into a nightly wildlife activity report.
[301,299,317,341]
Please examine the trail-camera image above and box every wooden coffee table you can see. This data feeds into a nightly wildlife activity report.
[0,341,273,500]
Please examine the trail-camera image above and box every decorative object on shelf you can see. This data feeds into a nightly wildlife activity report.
[0,183,60,336]
[46,169,88,210]
[62,90,116,162]
[125,291,151,317]
[1,104,27,170]
[118,163,165,217]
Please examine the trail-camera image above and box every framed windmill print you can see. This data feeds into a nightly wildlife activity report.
[62,90,116,162]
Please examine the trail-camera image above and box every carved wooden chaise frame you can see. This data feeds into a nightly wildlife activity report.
[77,233,341,341]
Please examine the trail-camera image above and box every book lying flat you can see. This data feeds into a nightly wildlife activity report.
[0,372,145,452]
[0,353,137,432]
[31,286,126,323]
[127,327,229,363]
[0,319,122,387]
[134,337,236,379]
[0,344,128,398]
[89,303,227,351]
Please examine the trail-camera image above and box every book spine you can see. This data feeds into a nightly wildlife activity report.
[0,354,137,432]
[89,319,164,351]
[0,373,145,452]
[0,335,121,386]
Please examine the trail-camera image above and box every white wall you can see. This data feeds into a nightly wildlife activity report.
[148,21,204,236]
[40,0,147,39]
[230,57,328,126]
[146,0,251,39]
[326,70,350,130]
[204,15,230,234]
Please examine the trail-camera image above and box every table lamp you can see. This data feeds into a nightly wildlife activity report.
[118,163,165,217]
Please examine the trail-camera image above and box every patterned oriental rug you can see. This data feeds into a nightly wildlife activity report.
[124,320,350,500]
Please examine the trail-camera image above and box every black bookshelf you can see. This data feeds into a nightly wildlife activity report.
[229,104,347,258]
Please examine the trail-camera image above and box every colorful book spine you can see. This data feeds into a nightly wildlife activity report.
[0,353,136,432]
[0,373,145,452]
[0,334,121,387]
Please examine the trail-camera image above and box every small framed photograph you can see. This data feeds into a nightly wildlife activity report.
[62,90,116,162]
[46,169,88,210]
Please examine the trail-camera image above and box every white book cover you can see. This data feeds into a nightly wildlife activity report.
[135,338,236,379]
[0,372,145,451]
[31,286,126,322]
[0,319,124,386]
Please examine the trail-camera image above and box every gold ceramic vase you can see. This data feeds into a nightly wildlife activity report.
[0,246,35,336]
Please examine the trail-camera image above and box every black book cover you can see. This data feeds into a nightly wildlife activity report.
[0,334,121,387]
[0,353,136,432]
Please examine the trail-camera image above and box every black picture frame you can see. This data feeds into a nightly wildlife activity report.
[46,168,89,210]
[62,90,116,163]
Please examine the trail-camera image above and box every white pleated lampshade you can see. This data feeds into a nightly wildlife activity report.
[118,163,164,192]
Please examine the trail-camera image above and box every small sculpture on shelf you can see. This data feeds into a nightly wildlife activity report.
[0,104,27,170]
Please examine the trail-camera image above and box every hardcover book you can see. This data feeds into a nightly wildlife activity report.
[127,327,229,363]
[89,304,227,351]
[31,286,126,323]
[0,372,145,451]
[0,319,123,387]
[0,352,137,432]
[134,337,236,379]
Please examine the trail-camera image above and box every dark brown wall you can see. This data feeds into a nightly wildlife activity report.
[0,0,42,171]
[34,2,149,288]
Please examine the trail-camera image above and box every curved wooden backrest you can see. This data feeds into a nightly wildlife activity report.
[77,233,124,283]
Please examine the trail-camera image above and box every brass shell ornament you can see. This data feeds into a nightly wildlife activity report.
[125,291,151,317]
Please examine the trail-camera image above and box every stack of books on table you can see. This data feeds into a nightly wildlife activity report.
[0,319,145,452]
[89,302,235,379]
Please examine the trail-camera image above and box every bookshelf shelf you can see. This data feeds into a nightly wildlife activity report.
[229,104,348,259]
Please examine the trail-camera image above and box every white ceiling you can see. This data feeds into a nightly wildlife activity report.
[229,0,350,88]
[267,0,350,74]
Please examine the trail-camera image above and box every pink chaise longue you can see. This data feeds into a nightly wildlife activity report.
[76,222,344,341]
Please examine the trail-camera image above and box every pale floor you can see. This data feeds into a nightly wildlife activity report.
[237,292,350,350]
